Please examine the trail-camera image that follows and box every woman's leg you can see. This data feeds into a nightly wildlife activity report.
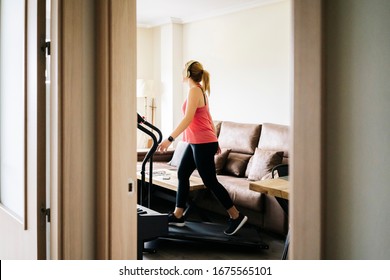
[192,142,248,235]
[192,143,235,213]
[174,144,196,218]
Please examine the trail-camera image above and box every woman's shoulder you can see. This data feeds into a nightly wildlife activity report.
[188,86,204,97]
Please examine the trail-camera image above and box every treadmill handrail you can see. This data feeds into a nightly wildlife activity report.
[137,113,162,208]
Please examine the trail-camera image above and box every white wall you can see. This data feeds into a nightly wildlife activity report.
[136,0,291,147]
[137,28,154,80]
[324,0,390,259]
[183,1,291,125]
[136,28,154,147]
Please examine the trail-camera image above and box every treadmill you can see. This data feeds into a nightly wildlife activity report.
[137,113,269,252]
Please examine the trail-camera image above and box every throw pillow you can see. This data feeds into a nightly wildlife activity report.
[223,153,252,177]
[168,141,189,167]
[214,148,231,174]
[247,148,284,181]
[245,155,254,177]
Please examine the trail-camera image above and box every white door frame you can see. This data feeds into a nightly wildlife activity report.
[0,0,46,260]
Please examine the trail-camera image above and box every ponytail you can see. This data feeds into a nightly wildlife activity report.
[202,70,210,95]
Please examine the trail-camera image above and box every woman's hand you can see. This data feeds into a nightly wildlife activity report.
[157,139,172,153]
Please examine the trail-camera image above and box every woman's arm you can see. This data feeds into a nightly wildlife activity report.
[207,108,221,154]
[157,87,202,152]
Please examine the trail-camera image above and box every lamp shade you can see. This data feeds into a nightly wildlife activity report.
[137,79,155,97]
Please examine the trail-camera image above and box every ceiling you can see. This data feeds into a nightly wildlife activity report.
[136,0,281,27]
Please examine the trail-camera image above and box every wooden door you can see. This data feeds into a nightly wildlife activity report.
[291,0,324,259]
[0,0,46,259]
[48,0,138,259]
[95,0,138,260]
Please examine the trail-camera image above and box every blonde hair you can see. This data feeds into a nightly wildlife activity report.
[185,61,210,95]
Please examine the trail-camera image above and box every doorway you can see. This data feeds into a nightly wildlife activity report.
[135,0,324,260]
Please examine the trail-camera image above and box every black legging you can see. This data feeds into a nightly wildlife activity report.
[176,142,234,210]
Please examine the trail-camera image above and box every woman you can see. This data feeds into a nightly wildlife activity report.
[157,60,248,235]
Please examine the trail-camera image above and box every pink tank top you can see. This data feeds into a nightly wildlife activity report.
[182,93,218,144]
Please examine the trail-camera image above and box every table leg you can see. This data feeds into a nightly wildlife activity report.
[281,229,290,260]
[276,197,289,260]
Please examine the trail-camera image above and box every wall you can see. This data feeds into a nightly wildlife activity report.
[324,0,390,259]
[136,0,291,148]
[183,0,291,125]
[137,28,154,79]
[136,28,154,147]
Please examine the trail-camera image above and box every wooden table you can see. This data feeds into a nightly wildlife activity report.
[249,177,290,260]
[137,168,205,192]
[137,168,206,219]
[249,178,289,200]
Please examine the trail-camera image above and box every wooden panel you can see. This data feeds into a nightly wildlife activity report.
[291,0,324,259]
[54,0,96,259]
[50,0,137,260]
[96,0,137,260]
[35,0,47,259]
[95,0,110,260]
[109,0,137,260]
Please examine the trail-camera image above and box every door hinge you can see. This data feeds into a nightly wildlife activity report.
[41,41,50,56]
[41,207,51,223]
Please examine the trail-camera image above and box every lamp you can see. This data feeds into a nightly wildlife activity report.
[137,79,156,148]
[148,88,157,127]
[136,79,149,120]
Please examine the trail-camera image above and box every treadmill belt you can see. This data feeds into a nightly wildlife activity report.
[165,221,269,249]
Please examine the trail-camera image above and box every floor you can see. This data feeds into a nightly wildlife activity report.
[142,233,284,260]
[139,188,286,260]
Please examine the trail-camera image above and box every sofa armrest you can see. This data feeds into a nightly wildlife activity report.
[137,148,174,162]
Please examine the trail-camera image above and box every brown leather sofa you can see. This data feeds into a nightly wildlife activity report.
[137,121,289,237]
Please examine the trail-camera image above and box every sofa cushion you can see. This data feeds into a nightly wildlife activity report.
[247,148,284,181]
[168,141,189,167]
[258,123,289,160]
[216,175,264,212]
[215,148,231,174]
[223,152,252,177]
[218,121,261,154]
